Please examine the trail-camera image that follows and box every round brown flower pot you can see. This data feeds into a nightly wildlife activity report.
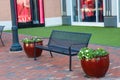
[23,41,43,58]
[81,54,109,78]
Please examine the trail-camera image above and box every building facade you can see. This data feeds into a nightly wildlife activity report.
[0,0,120,30]
[0,0,62,30]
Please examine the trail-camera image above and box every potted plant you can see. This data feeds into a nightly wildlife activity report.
[78,47,109,78]
[22,37,43,58]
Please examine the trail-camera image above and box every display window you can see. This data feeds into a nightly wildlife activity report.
[72,0,103,22]
[17,0,32,22]
[15,0,45,28]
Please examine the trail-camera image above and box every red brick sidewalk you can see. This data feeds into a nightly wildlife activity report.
[0,32,120,80]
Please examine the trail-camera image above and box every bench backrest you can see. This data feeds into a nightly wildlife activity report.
[48,30,92,51]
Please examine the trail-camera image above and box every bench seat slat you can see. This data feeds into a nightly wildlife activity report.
[35,45,78,56]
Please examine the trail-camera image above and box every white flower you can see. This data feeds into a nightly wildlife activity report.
[85,50,89,52]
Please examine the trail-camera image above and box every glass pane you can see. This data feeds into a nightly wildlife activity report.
[38,0,45,24]
[62,0,67,15]
[98,0,103,22]
[72,0,78,21]
[80,0,96,22]
[17,0,32,23]
[32,0,39,24]
[119,0,120,22]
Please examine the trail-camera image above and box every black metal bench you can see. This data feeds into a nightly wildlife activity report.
[34,30,92,71]
[0,26,5,46]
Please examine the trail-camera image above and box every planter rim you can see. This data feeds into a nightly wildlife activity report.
[81,54,109,61]
[23,40,43,44]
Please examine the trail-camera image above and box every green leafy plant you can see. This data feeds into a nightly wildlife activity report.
[22,37,42,43]
[78,47,109,60]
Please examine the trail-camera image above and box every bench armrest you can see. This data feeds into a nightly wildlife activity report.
[68,44,81,55]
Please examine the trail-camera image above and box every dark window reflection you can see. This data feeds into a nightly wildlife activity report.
[98,0,103,22]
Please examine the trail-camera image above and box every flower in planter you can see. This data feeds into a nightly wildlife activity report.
[78,47,109,60]
[77,47,109,77]
[22,36,43,58]
[22,36,42,43]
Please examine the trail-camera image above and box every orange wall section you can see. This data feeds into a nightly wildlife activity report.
[44,0,61,18]
[0,0,11,21]
[0,0,61,21]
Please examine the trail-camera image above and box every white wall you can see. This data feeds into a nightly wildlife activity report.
[1,17,62,30]
[0,21,12,30]
[45,17,62,26]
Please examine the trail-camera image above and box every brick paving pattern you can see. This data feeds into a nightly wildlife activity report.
[0,32,120,80]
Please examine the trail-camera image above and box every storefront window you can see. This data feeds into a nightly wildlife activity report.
[72,0,103,22]
[16,0,45,28]
[17,0,32,23]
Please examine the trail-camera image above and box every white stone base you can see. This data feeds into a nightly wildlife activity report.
[0,21,12,30]
[45,17,62,27]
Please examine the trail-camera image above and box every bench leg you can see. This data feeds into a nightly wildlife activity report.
[69,55,72,71]
[0,38,4,46]
[50,51,53,58]
[34,47,37,60]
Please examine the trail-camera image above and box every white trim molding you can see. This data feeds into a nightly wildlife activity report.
[72,22,104,27]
